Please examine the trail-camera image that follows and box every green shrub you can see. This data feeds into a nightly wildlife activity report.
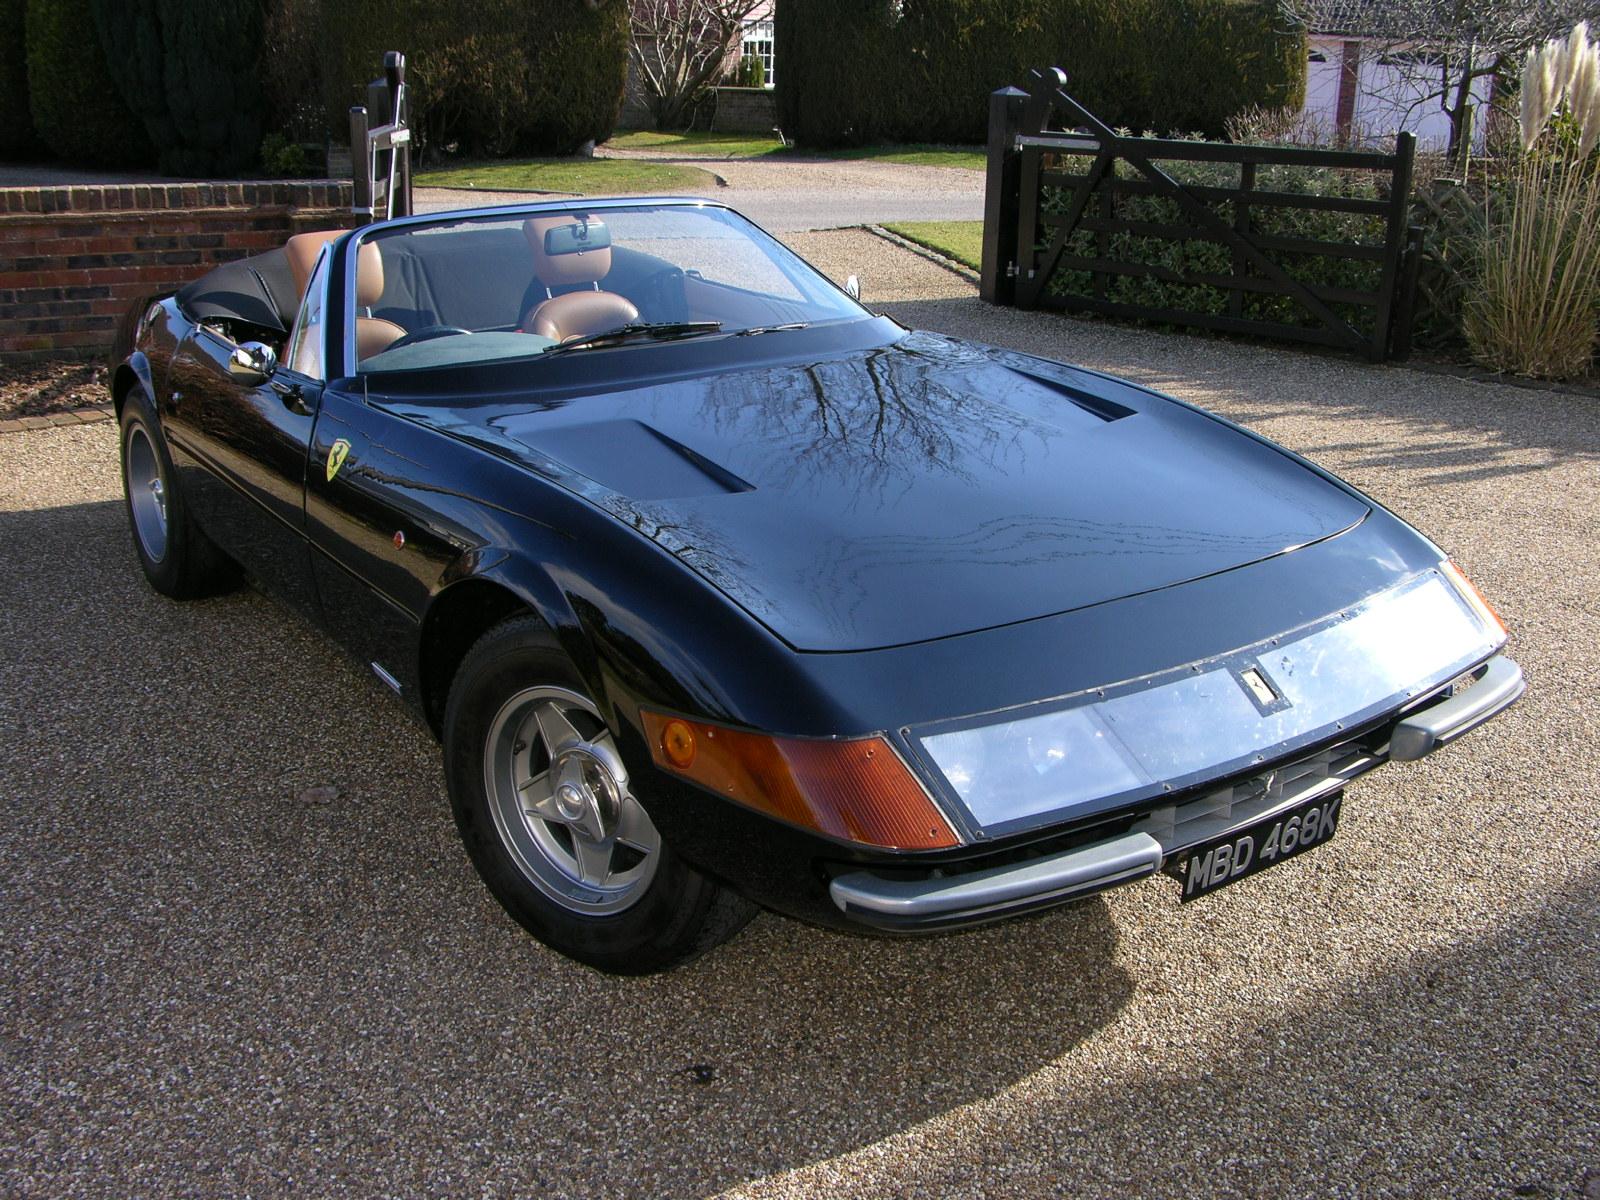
[90,0,266,177]
[726,55,766,89]
[317,0,629,159]
[514,0,630,154]
[775,0,1307,148]
[259,131,320,178]
[26,0,153,167]
[0,0,43,158]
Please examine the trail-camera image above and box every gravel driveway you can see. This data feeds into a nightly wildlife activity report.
[2,236,1596,1199]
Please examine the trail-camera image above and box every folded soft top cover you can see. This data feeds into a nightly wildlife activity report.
[175,247,297,334]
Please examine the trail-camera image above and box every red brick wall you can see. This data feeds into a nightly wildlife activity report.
[0,181,360,363]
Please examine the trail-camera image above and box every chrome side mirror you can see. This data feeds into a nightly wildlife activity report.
[228,341,278,386]
[845,274,861,301]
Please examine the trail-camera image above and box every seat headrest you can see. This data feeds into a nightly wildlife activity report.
[523,215,612,287]
[285,230,385,309]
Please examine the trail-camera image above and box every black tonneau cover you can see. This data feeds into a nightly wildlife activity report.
[175,247,296,333]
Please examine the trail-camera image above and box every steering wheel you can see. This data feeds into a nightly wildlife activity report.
[636,267,689,323]
[386,325,473,351]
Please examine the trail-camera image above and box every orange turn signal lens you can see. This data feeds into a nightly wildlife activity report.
[1442,560,1506,634]
[660,718,697,769]
[641,710,960,850]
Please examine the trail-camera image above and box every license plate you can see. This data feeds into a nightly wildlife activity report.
[1176,791,1342,903]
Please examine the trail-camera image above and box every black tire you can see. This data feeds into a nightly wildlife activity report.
[118,390,236,599]
[443,616,756,974]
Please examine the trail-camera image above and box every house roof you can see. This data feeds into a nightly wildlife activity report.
[1306,1,1403,37]
[1305,0,1600,40]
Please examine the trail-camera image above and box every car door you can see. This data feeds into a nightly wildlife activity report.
[160,249,331,617]
[303,387,478,705]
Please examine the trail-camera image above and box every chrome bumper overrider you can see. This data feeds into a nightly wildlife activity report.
[830,655,1522,931]
[1389,655,1524,761]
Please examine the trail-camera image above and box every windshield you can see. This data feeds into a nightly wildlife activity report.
[349,204,868,374]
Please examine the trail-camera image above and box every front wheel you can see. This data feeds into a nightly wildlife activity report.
[443,617,755,973]
[119,391,236,599]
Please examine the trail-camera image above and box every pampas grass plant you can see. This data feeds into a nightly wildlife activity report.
[1467,24,1600,380]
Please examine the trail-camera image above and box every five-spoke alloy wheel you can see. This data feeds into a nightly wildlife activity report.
[118,389,236,599]
[444,617,755,974]
[483,686,662,915]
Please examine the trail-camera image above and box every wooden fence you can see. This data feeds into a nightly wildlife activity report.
[981,68,1424,362]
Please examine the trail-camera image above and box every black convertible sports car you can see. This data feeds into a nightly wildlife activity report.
[111,197,1522,973]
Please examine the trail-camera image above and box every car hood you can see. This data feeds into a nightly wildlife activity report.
[385,331,1368,652]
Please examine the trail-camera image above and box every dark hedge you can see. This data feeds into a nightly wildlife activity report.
[26,0,153,167]
[90,0,267,177]
[0,0,43,158]
[775,0,1308,147]
[318,0,630,158]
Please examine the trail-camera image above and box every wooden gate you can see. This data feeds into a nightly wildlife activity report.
[981,69,1422,362]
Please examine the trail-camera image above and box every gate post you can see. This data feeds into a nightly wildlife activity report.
[350,51,412,224]
[1373,130,1416,361]
[981,86,1028,305]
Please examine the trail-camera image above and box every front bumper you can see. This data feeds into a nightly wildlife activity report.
[829,654,1522,931]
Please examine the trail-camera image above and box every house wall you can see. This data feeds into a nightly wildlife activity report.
[621,0,777,132]
[1302,42,1346,141]
[1298,35,1495,151]
[0,181,358,363]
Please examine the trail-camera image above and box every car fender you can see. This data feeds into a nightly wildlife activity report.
[421,525,856,749]
[111,352,156,418]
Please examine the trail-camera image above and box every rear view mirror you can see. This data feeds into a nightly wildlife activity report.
[228,341,278,386]
[544,219,612,257]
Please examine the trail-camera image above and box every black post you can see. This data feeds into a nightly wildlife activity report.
[1372,130,1416,362]
[980,86,1027,305]
[1390,224,1424,361]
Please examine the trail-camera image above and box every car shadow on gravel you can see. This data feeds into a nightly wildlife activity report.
[899,861,1599,1200]
[1,496,1136,1198]
[875,298,1600,479]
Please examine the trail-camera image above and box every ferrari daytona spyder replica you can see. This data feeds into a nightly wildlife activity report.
[112,198,1522,973]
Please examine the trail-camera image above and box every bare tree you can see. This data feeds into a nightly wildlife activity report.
[631,0,765,130]
[1285,0,1600,169]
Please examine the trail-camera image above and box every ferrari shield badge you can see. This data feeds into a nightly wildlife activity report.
[326,439,351,482]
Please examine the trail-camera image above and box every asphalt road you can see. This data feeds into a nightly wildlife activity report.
[3,237,1596,1198]
[417,156,985,231]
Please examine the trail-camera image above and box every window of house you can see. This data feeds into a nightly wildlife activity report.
[741,19,775,88]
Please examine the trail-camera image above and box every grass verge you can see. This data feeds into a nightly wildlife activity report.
[417,158,720,195]
[604,130,786,158]
[820,144,985,170]
[605,132,984,169]
[881,221,984,271]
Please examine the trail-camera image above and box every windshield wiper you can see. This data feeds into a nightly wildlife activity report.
[541,320,723,355]
[736,322,811,336]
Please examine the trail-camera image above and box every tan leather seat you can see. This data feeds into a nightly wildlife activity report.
[521,216,637,341]
[284,230,405,361]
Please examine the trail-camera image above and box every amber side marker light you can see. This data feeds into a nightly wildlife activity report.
[640,710,960,851]
[1442,560,1507,635]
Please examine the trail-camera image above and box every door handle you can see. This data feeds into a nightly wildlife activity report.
[273,380,312,416]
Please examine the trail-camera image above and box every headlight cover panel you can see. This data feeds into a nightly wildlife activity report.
[911,569,1501,840]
